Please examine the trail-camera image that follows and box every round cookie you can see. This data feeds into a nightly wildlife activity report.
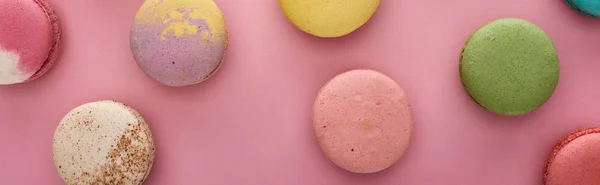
[460,18,559,116]
[130,0,228,87]
[278,0,380,38]
[53,100,155,185]
[312,69,413,173]
[544,128,600,185]
[565,0,600,17]
[0,0,61,85]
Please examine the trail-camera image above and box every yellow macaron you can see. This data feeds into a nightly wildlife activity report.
[278,0,380,38]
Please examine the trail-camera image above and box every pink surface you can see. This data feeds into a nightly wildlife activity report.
[312,69,412,174]
[1,0,600,184]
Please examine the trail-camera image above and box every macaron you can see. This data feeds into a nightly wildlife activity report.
[544,128,600,185]
[460,18,559,116]
[279,0,380,38]
[312,69,413,173]
[130,0,228,87]
[0,0,61,85]
[53,100,155,185]
[564,0,600,17]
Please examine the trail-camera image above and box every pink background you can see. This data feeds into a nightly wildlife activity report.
[1,0,600,184]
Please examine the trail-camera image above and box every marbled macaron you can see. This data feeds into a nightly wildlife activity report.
[460,18,559,116]
[130,0,228,87]
[565,0,600,17]
[53,100,155,185]
[279,0,380,38]
[0,0,61,85]
[312,69,413,173]
[544,128,600,185]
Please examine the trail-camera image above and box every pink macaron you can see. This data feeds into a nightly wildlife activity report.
[0,0,61,85]
[544,128,600,185]
[312,69,414,173]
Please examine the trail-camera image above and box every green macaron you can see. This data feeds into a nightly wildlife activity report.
[460,18,559,116]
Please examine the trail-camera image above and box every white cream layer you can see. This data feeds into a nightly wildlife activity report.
[0,48,30,85]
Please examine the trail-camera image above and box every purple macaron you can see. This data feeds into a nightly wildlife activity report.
[130,0,228,87]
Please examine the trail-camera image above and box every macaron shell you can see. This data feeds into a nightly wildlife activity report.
[565,0,600,17]
[26,0,62,82]
[130,0,228,87]
[0,0,54,84]
[544,128,600,185]
[565,0,595,16]
[279,0,380,38]
[460,18,559,115]
[312,69,413,173]
[53,100,155,185]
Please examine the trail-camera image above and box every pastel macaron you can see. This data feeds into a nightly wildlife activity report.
[565,0,600,17]
[279,0,380,38]
[53,100,155,185]
[0,0,61,85]
[544,128,600,185]
[460,18,559,116]
[130,0,228,87]
[312,69,413,173]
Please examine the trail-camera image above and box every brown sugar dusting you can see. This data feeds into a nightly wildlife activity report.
[74,122,155,185]
[78,120,92,126]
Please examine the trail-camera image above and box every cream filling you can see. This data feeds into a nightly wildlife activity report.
[0,48,29,85]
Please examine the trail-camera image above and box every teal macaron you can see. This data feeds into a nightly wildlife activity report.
[565,0,600,17]
[460,18,559,116]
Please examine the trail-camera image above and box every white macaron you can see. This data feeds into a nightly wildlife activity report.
[52,100,155,185]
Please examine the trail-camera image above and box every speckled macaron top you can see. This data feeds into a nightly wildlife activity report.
[312,69,413,173]
[130,0,228,87]
[565,0,600,17]
[0,0,61,85]
[52,100,155,185]
[460,18,559,116]
[544,128,600,185]
[278,0,380,38]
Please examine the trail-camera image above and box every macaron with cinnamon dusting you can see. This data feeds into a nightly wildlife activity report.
[52,100,155,185]
[0,0,62,85]
[544,128,600,185]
